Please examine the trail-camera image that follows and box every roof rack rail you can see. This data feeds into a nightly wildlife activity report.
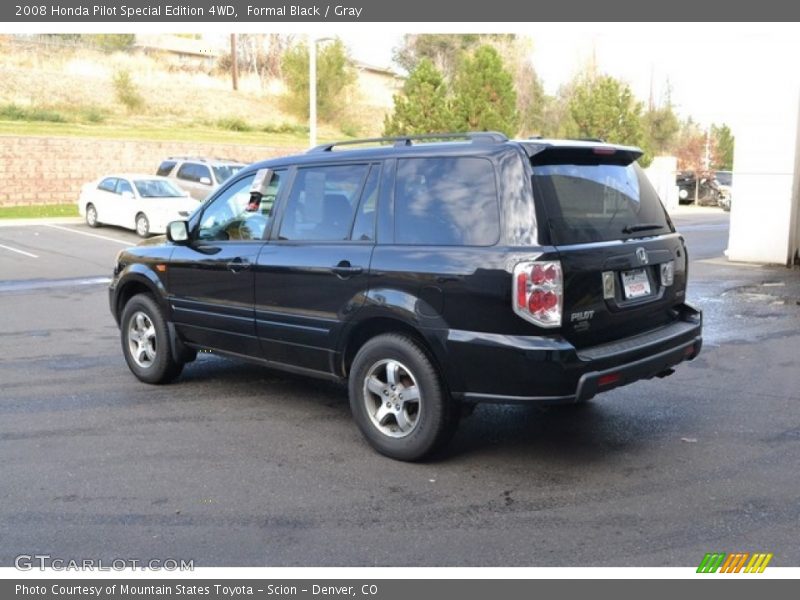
[165,156,244,163]
[574,137,606,143]
[308,131,509,153]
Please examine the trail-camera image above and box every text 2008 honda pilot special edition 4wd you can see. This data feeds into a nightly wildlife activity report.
[109,133,702,461]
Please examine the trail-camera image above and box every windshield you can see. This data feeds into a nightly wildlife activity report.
[134,179,186,198]
[213,165,243,184]
[532,161,672,245]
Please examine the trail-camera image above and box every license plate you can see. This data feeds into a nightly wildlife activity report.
[621,268,651,299]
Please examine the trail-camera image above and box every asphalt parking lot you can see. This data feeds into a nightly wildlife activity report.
[1,210,799,567]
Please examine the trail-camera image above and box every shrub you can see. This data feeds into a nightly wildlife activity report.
[280,39,356,122]
[216,117,253,132]
[112,69,145,113]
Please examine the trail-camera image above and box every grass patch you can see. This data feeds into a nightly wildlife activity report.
[0,204,79,219]
[0,104,67,123]
[0,119,327,147]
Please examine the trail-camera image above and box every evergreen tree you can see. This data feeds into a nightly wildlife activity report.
[383,58,452,136]
[450,45,519,137]
[568,75,645,150]
[711,123,735,170]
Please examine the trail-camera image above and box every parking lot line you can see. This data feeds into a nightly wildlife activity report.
[43,224,132,245]
[0,243,38,258]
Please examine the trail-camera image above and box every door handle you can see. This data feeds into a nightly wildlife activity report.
[332,261,363,278]
[227,257,251,273]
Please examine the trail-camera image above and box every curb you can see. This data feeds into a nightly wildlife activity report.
[0,217,83,227]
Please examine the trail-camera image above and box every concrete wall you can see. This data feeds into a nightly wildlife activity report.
[726,37,800,266]
[644,156,679,212]
[727,89,800,265]
[0,136,302,206]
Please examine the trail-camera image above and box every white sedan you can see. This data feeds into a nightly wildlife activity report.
[77,174,201,237]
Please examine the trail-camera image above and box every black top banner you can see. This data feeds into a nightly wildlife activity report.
[4,0,800,22]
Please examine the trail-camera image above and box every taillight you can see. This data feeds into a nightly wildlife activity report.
[512,260,563,328]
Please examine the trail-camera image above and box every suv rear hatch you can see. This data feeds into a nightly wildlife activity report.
[525,142,688,349]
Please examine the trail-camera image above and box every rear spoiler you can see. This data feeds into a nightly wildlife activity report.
[522,143,643,167]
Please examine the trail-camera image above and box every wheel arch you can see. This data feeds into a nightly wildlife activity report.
[113,268,169,323]
[338,316,459,394]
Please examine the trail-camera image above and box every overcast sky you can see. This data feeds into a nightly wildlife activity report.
[345,23,800,128]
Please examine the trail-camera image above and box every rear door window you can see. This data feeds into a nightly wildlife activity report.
[156,161,176,177]
[394,157,500,246]
[98,178,117,193]
[531,155,672,245]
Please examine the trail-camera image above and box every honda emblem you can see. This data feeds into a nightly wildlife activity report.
[636,247,649,265]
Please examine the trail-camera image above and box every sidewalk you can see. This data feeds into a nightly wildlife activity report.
[667,204,725,216]
[690,254,800,347]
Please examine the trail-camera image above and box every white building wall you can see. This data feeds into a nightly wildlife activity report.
[645,156,679,212]
[727,41,800,266]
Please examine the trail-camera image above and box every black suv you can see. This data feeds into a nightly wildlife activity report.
[110,133,702,461]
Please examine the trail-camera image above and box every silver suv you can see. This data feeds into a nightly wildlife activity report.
[156,157,246,201]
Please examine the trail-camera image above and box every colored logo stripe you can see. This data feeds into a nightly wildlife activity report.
[697,553,726,573]
[720,553,749,573]
[697,552,773,573]
[745,553,773,573]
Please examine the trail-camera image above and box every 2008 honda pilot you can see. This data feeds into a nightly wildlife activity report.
[109,133,702,461]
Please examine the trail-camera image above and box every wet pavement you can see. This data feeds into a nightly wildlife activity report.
[1,210,799,567]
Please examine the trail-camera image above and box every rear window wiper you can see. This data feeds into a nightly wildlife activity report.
[622,223,664,234]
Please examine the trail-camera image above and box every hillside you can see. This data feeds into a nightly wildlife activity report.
[0,35,385,146]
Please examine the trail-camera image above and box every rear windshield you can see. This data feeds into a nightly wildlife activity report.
[532,159,672,245]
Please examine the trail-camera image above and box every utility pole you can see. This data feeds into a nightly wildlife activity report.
[230,33,239,91]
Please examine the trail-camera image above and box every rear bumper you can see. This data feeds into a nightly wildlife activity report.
[441,304,702,404]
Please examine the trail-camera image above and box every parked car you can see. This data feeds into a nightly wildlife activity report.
[715,171,733,212]
[78,174,200,237]
[676,170,722,206]
[109,133,702,461]
[156,157,246,201]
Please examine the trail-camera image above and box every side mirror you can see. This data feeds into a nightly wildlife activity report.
[167,220,189,244]
[121,190,134,199]
[199,177,212,186]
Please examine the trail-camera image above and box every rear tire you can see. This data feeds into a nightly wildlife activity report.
[120,293,183,384]
[348,333,458,461]
[85,203,99,228]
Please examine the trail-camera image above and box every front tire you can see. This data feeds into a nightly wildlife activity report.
[135,213,150,238]
[348,333,458,461]
[120,293,183,384]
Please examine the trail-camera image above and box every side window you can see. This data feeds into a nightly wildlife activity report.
[98,178,117,193]
[394,157,500,246]
[195,164,212,184]
[351,165,380,242]
[278,164,368,241]
[197,174,269,241]
[156,161,176,177]
[177,163,210,183]
[116,179,134,196]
